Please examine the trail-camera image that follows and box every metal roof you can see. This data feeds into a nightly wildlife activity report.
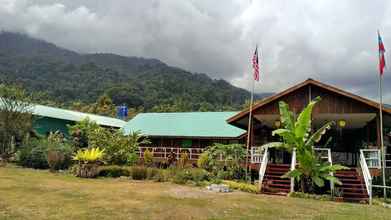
[122,112,246,138]
[32,104,125,128]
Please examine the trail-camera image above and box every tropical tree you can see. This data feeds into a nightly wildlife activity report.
[88,128,149,165]
[68,118,100,149]
[261,96,347,193]
[0,84,34,160]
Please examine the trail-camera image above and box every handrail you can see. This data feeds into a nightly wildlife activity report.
[361,149,381,169]
[290,148,296,192]
[138,146,204,160]
[258,147,269,191]
[314,148,334,194]
[250,147,263,164]
[360,150,373,205]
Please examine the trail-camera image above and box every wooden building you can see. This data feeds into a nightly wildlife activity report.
[31,104,125,136]
[122,112,246,161]
[228,79,391,202]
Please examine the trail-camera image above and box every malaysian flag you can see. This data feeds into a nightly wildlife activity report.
[378,31,386,75]
[252,46,260,81]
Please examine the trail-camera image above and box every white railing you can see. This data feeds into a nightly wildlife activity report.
[138,146,204,160]
[361,149,381,169]
[360,150,373,205]
[314,148,334,194]
[386,154,391,168]
[258,147,269,191]
[290,149,296,192]
[250,147,263,164]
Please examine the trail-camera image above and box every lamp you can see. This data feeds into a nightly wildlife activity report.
[338,120,346,128]
[274,120,281,128]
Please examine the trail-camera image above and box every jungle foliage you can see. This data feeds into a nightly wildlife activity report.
[0,32,261,113]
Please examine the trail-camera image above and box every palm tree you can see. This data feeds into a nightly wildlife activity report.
[261,96,347,193]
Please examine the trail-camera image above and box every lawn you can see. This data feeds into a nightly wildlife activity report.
[0,166,390,220]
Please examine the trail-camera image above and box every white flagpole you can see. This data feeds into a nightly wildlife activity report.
[379,69,387,199]
[245,46,258,182]
[245,74,255,181]
[378,30,387,199]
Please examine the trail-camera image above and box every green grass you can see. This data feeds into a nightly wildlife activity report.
[0,166,390,220]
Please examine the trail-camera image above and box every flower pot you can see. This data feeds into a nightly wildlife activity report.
[334,197,344,202]
[76,163,99,178]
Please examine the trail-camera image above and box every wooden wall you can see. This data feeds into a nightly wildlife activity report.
[253,85,377,116]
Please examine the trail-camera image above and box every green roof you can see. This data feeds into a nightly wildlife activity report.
[122,112,246,138]
[32,105,125,128]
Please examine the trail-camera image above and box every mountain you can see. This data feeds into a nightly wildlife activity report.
[0,31,269,111]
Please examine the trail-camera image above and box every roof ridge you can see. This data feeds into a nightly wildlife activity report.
[34,104,124,121]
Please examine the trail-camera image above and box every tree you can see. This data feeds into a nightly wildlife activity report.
[88,128,150,165]
[68,118,100,149]
[0,84,34,159]
[261,97,347,193]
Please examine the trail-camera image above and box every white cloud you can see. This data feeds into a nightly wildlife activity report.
[0,0,390,103]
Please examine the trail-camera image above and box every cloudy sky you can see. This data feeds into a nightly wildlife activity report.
[1,0,390,103]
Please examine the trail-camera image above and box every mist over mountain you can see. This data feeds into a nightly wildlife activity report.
[0,31,270,111]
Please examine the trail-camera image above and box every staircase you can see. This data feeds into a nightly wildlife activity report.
[261,163,291,195]
[335,168,369,203]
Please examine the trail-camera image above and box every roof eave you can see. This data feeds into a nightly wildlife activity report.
[227,78,391,125]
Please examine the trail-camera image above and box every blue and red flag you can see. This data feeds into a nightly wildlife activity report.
[378,31,386,75]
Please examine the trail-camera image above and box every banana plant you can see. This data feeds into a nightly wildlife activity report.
[261,96,348,193]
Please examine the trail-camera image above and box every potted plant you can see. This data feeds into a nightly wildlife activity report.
[333,187,344,202]
[73,147,105,178]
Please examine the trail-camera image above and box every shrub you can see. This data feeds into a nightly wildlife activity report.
[127,152,139,166]
[98,165,130,177]
[202,143,246,179]
[29,145,49,169]
[197,152,211,170]
[73,147,105,164]
[131,166,148,180]
[146,167,160,179]
[143,149,153,167]
[47,134,74,171]
[223,180,259,194]
[217,170,232,180]
[178,151,189,168]
[16,139,49,169]
[153,169,172,182]
[188,168,209,183]
[173,169,192,184]
[172,168,209,185]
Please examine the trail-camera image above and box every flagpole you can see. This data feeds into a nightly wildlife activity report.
[245,72,255,182]
[379,68,387,199]
[378,30,387,199]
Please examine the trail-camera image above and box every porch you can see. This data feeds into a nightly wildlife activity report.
[250,146,381,203]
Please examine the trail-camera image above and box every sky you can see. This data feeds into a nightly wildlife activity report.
[0,0,390,103]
